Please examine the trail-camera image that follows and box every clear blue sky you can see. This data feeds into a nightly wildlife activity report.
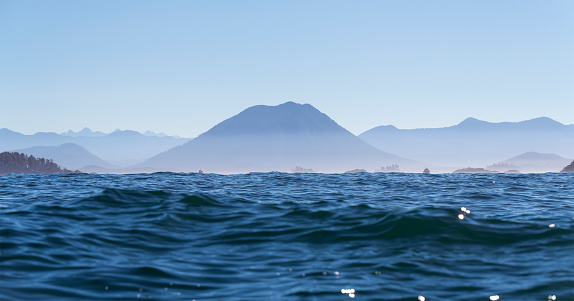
[1,0,573,137]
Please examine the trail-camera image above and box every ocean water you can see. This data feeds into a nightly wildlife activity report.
[0,172,572,300]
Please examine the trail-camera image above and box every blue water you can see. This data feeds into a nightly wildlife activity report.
[1,172,573,300]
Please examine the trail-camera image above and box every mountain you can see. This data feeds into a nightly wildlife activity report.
[0,129,191,163]
[359,117,574,170]
[492,152,572,173]
[15,143,114,170]
[142,102,420,173]
[61,128,106,137]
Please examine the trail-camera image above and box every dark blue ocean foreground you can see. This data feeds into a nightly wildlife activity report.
[1,172,572,300]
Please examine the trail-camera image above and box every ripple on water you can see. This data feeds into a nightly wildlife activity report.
[0,172,572,300]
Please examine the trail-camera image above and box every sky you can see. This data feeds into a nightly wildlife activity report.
[1,0,573,138]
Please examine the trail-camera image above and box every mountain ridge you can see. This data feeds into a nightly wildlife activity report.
[0,129,191,163]
[359,116,574,170]
[365,117,572,133]
[3,111,570,173]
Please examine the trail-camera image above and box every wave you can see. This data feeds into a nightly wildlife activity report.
[1,173,572,300]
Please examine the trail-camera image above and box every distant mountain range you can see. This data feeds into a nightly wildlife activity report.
[359,117,574,170]
[60,128,179,138]
[141,102,421,173]
[60,128,107,137]
[0,128,191,164]
[2,103,571,174]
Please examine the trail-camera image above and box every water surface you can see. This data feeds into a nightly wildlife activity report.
[1,172,572,300]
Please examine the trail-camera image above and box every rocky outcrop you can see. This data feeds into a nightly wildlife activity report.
[561,160,574,173]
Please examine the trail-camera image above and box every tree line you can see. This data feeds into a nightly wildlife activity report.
[0,152,79,175]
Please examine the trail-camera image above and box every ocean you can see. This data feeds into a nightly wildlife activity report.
[0,172,572,300]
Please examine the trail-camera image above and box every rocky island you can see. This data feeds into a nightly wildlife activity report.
[561,160,574,173]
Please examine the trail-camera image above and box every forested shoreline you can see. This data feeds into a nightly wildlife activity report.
[0,152,80,175]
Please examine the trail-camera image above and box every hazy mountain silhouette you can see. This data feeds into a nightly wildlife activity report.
[496,152,572,173]
[15,143,115,170]
[0,129,71,149]
[76,130,191,162]
[0,129,191,164]
[143,130,170,137]
[359,117,574,171]
[61,128,106,137]
[142,102,419,173]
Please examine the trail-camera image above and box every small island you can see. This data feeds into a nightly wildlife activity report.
[561,160,574,173]
[0,152,80,175]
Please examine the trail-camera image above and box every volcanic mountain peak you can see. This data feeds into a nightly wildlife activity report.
[201,101,345,137]
[142,102,418,173]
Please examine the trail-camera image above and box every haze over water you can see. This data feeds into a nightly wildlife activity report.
[1,172,572,300]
